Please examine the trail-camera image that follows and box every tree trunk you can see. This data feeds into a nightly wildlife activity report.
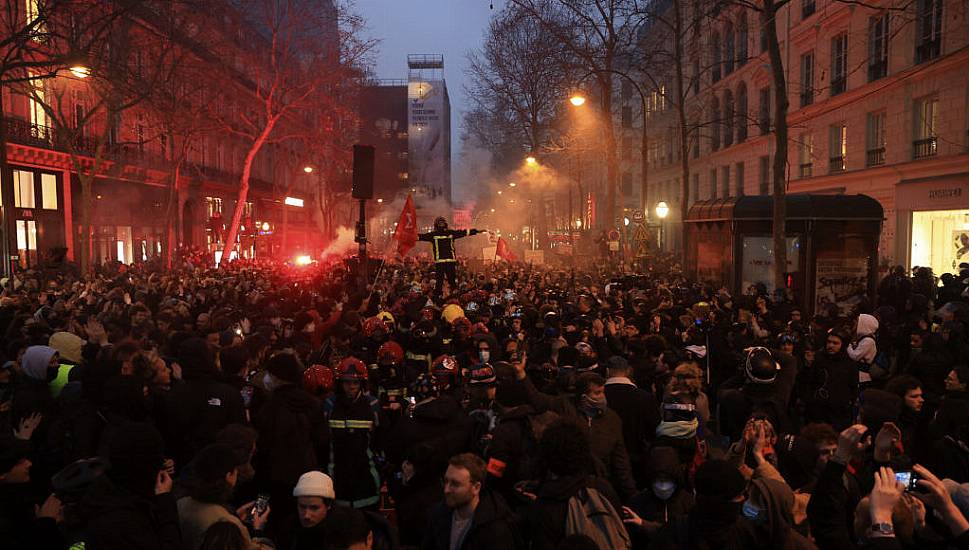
[600,73,618,232]
[162,160,180,271]
[219,121,275,266]
[673,0,691,258]
[764,0,789,290]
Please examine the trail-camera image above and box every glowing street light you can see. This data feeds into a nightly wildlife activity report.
[497,190,503,195]
[303,165,314,173]
[294,255,312,266]
[575,218,583,229]
[490,208,495,213]
[508,182,517,187]
[569,94,586,107]
[623,216,630,227]
[261,222,271,231]
[525,156,537,166]
[284,196,304,207]
[69,65,91,79]
[655,201,670,219]
[377,198,384,203]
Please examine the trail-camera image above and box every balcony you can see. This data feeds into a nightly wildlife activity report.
[913,137,938,159]
[866,147,886,167]
[831,77,846,96]
[829,156,846,173]
[798,163,813,178]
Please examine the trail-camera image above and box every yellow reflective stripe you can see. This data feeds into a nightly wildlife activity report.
[329,419,348,429]
[386,389,403,396]
[344,420,373,429]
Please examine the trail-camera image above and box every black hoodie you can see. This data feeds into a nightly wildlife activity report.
[422,489,519,550]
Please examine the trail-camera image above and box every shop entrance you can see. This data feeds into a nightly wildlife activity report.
[911,209,969,274]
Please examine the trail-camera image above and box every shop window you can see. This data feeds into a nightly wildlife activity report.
[41,173,57,209]
[16,219,37,268]
[911,209,969,276]
[13,169,35,208]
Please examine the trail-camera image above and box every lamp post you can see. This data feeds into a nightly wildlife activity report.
[655,201,669,251]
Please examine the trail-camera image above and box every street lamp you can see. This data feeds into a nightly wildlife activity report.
[303,165,314,173]
[508,182,517,187]
[655,201,670,219]
[570,95,587,107]
[69,65,91,79]
[525,156,537,166]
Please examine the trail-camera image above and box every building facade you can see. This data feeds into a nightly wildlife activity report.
[407,54,452,207]
[641,0,969,276]
[0,0,337,275]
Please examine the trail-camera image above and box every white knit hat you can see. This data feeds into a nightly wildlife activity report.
[292,471,335,499]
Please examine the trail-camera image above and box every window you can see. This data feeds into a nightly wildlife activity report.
[915,0,943,64]
[242,201,254,219]
[868,14,889,81]
[914,95,939,159]
[735,161,745,197]
[799,133,814,178]
[621,80,632,101]
[711,96,721,151]
[691,173,700,203]
[724,22,735,75]
[759,87,771,135]
[724,90,734,147]
[621,172,633,195]
[721,166,730,197]
[737,16,749,67]
[710,169,718,200]
[205,196,223,218]
[13,170,35,208]
[28,76,49,129]
[829,123,847,172]
[831,33,848,96]
[16,220,37,268]
[41,173,57,209]
[711,32,722,83]
[866,111,887,166]
[800,52,814,107]
[621,106,633,129]
[802,0,816,19]
[736,84,748,143]
[759,155,770,195]
[26,0,45,39]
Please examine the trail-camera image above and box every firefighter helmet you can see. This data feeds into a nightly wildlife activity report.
[432,354,458,380]
[336,357,368,381]
[377,341,404,365]
[434,216,448,230]
[302,364,335,395]
[442,303,465,324]
[363,316,387,338]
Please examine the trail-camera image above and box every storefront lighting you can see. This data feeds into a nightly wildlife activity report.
[261,222,270,231]
[284,196,304,207]
[69,65,91,79]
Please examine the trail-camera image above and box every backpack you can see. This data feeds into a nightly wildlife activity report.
[565,486,632,550]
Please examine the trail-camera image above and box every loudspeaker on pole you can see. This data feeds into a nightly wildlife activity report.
[352,144,375,200]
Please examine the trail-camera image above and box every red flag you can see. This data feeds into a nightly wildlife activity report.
[496,237,518,262]
[393,194,418,256]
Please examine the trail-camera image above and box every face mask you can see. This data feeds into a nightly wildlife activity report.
[479,350,490,363]
[580,393,607,414]
[742,500,763,521]
[652,480,676,500]
[262,372,275,392]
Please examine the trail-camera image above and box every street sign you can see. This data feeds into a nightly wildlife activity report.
[632,210,644,222]
[633,223,650,257]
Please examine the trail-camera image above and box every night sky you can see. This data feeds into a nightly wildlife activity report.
[354,0,505,201]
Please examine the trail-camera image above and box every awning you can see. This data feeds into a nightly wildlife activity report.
[685,194,884,223]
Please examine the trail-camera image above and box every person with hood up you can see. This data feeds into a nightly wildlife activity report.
[389,442,445,547]
[804,329,859,431]
[255,352,325,543]
[421,452,518,550]
[12,345,59,423]
[78,422,181,549]
[48,331,85,397]
[621,446,694,547]
[162,337,245,467]
[849,314,880,383]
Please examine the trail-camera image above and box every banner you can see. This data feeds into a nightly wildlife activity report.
[393,194,418,256]
[815,257,869,315]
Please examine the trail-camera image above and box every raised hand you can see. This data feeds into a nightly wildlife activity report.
[14,413,42,441]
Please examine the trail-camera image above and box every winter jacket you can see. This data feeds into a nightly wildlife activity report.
[0,482,65,550]
[78,475,181,550]
[848,315,879,365]
[805,350,859,430]
[324,391,382,507]
[604,376,660,478]
[384,395,471,468]
[255,383,325,487]
[176,496,271,550]
[390,472,443,548]
[162,373,246,467]
[519,376,637,500]
[421,489,518,550]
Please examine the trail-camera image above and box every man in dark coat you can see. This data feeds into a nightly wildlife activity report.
[78,423,181,550]
[603,355,659,487]
[418,217,484,297]
[422,453,517,550]
[162,338,245,467]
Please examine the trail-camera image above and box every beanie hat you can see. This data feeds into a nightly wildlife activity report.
[267,353,303,385]
[49,332,84,364]
[860,389,902,432]
[694,459,746,500]
[293,471,335,499]
[192,443,242,482]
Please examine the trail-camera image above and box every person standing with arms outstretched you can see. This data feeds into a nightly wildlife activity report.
[419,217,484,297]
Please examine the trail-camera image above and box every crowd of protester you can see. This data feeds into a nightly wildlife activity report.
[2,250,969,550]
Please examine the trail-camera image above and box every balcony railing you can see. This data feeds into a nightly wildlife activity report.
[913,137,938,159]
[866,147,886,167]
[799,162,813,178]
[829,156,846,173]
[868,59,887,82]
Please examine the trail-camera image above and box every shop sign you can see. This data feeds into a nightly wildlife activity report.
[928,188,962,200]
[815,258,869,316]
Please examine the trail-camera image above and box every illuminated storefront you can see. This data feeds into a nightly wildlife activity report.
[896,178,969,275]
